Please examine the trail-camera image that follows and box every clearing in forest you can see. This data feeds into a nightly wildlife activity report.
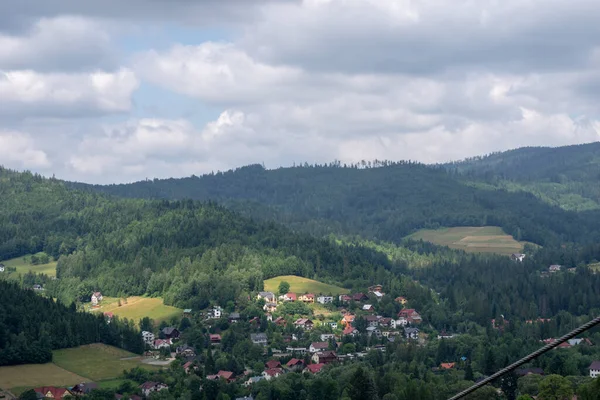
[89,297,182,325]
[264,275,349,295]
[407,226,527,255]
[0,253,57,278]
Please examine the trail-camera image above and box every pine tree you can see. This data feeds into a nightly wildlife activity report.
[347,366,379,400]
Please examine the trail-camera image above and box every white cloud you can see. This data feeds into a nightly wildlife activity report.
[0,130,50,168]
[0,68,138,118]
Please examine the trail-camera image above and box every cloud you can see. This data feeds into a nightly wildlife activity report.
[0,68,139,118]
[0,16,116,72]
[0,130,50,168]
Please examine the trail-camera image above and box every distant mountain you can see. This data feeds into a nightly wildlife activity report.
[445,142,600,211]
[69,161,600,246]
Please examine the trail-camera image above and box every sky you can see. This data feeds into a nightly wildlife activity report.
[1,0,599,184]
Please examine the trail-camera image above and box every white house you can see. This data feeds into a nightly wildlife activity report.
[317,296,334,304]
[211,307,222,319]
[140,382,168,397]
[372,291,384,301]
[328,322,338,329]
[589,361,600,378]
[0,264,5,272]
[320,333,336,341]
[405,327,419,340]
[153,339,172,349]
[142,331,155,344]
[391,318,408,328]
[309,342,329,353]
[362,304,374,312]
[549,265,562,272]
[91,292,103,305]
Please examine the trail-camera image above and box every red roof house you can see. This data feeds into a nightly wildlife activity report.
[34,387,73,398]
[305,363,325,374]
[265,360,282,369]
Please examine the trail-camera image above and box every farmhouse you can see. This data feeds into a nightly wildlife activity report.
[589,361,600,378]
[33,387,73,398]
[294,318,314,330]
[317,295,334,304]
[257,291,277,303]
[299,293,315,303]
[161,327,180,340]
[139,382,169,397]
[91,292,103,305]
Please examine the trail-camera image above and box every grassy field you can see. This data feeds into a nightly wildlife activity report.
[589,263,600,273]
[0,254,57,278]
[407,226,528,255]
[264,275,349,295]
[0,363,88,393]
[90,296,182,325]
[53,344,161,381]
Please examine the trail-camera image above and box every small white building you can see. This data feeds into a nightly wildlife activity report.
[0,264,5,272]
[212,306,222,319]
[320,333,336,342]
[328,322,338,329]
[391,318,408,329]
[142,331,155,344]
[317,296,334,304]
[91,292,103,305]
[589,361,600,378]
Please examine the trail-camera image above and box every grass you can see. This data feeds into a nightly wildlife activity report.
[96,378,135,390]
[53,344,161,381]
[589,263,600,273]
[89,296,182,325]
[264,275,349,295]
[0,363,88,392]
[0,253,57,278]
[407,226,528,255]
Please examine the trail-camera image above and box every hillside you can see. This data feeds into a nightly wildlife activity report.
[70,161,600,246]
[446,142,600,211]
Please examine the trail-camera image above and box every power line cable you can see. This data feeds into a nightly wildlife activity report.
[448,314,600,400]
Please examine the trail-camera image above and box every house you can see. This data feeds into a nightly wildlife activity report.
[590,361,600,378]
[161,327,180,340]
[286,346,308,354]
[265,360,282,369]
[391,318,408,328]
[339,294,352,303]
[328,322,338,329]
[273,316,286,326]
[299,294,315,303]
[183,308,192,317]
[0,264,4,272]
[549,264,562,272]
[312,351,337,364]
[286,358,305,371]
[343,326,359,336]
[317,295,334,304]
[568,338,593,346]
[352,293,368,302]
[320,333,336,341]
[282,292,297,302]
[341,314,355,326]
[398,309,422,324]
[365,315,379,327]
[305,363,325,374]
[142,331,155,344]
[437,331,455,340]
[228,312,241,323]
[210,334,222,345]
[368,285,383,293]
[213,370,235,382]
[405,327,419,340]
[362,304,375,312]
[366,327,382,338]
[372,291,385,301]
[33,387,73,398]
[210,306,222,319]
[516,368,544,377]
[91,292,103,306]
[176,344,196,357]
[33,284,44,291]
[139,382,168,397]
[310,342,330,353]
[379,318,392,327]
[395,296,408,305]
[257,292,277,303]
[262,368,284,380]
[266,313,273,322]
[440,363,456,370]
[183,361,198,374]
[70,382,99,396]
[244,376,264,387]
[263,303,278,312]
[511,253,526,262]
[153,339,172,349]
[104,312,114,323]
[294,318,314,330]
[251,333,268,347]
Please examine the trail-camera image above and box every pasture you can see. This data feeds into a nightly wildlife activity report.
[52,344,161,381]
[90,296,182,325]
[264,275,349,295]
[0,363,88,393]
[407,226,527,255]
[0,254,57,278]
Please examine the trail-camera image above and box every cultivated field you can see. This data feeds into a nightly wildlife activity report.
[90,296,182,325]
[0,363,88,393]
[0,254,57,278]
[407,226,527,255]
[53,344,161,381]
[264,275,349,295]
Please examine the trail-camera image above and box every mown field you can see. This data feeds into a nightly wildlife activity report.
[90,296,182,325]
[407,226,527,255]
[0,344,160,394]
[264,275,349,295]
[0,253,57,278]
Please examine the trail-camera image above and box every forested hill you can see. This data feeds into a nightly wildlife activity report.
[445,141,600,211]
[0,167,412,309]
[70,162,600,246]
